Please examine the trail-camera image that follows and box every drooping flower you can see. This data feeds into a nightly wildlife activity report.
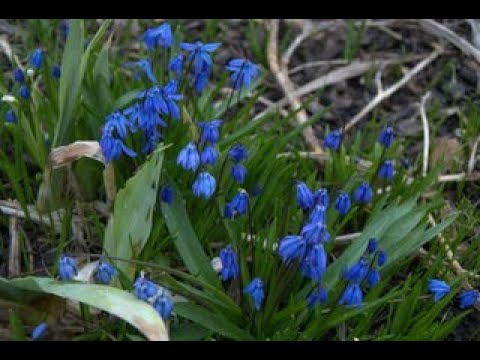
[30,48,44,69]
[180,41,221,76]
[152,291,174,320]
[428,279,451,302]
[58,255,77,281]
[300,222,326,245]
[314,188,329,207]
[169,54,184,77]
[5,110,16,124]
[31,323,48,341]
[296,181,314,210]
[367,238,378,254]
[231,163,247,184]
[125,59,157,84]
[95,261,117,285]
[100,134,136,163]
[160,80,183,120]
[324,129,342,151]
[224,202,235,219]
[339,283,363,307]
[377,250,388,267]
[226,58,260,90]
[13,68,25,83]
[19,85,30,100]
[219,245,240,282]
[278,235,306,264]
[51,64,61,79]
[143,22,173,50]
[354,182,373,204]
[200,145,218,165]
[133,276,159,301]
[343,257,369,283]
[308,205,327,225]
[192,171,216,199]
[230,190,249,215]
[198,119,223,144]
[458,289,479,309]
[104,111,131,139]
[366,268,380,288]
[300,244,328,282]
[177,142,200,171]
[194,65,211,94]
[335,192,351,216]
[378,160,394,182]
[307,287,328,309]
[228,143,247,163]
[244,277,264,311]
[378,126,394,148]
[160,185,174,204]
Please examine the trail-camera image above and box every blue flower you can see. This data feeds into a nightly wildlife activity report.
[161,80,183,120]
[354,182,373,204]
[100,134,136,163]
[278,235,306,264]
[219,245,240,281]
[51,64,61,79]
[192,171,216,199]
[377,250,388,267]
[95,261,116,285]
[105,111,131,139]
[335,192,351,216]
[125,59,157,84]
[61,20,70,40]
[180,41,221,76]
[5,110,17,124]
[30,48,44,69]
[177,142,200,171]
[228,143,247,163]
[31,323,47,340]
[160,185,174,204]
[366,268,380,288]
[378,160,394,182]
[224,202,235,219]
[343,257,369,283]
[133,276,159,301]
[308,205,327,225]
[324,129,342,151]
[143,23,173,50]
[14,68,25,83]
[244,277,264,311]
[339,283,363,307]
[152,291,174,320]
[141,86,163,114]
[296,181,314,210]
[198,119,223,144]
[459,289,479,309]
[226,58,260,90]
[300,222,326,245]
[142,128,163,154]
[300,244,327,282]
[231,163,247,184]
[314,188,329,207]
[367,238,378,254]
[428,279,450,302]
[169,54,184,77]
[200,145,219,165]
[58,255,77,280]
[378,126,394,148]
[307,287,328,309]
[230,190,249,215]
[19,85,30,100]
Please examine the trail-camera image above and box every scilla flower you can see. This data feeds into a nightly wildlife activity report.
[339,283,363,307]
[160,185,174,204]
[278,235,306,264]
[335,192,351,216]
[30,48,44,69]
[367,238,378,254]
[14,68,25,83]
[143,22,173,50]
[378,160,394,182]
[300,244,327,282]
[51,64,61,79]
[428,279,450,302]
[314,188,329,207]
[201,145,219,165]
[5,110,17,124]
[219,245,240,281]
[152,291,174,320]
[180,41,221,76]
[125,59,157,84]
[19,85,30,100]
[378,126,394,148]
[343,257,369,283]
[177,142,200,171]
[95,261,116,285]
[169,54,184,77]
[230,190,249,215]
[100,134,136,163]
[296,181,314,210]
[31,323,47,341]
[244,278,264,311]
[459,289,479,309]
[309,205,327,225]
[301,222,326,245]
[354,182,373,204]
[307,287,328,309]
[366,268,380,288]
[324,129,342,151]
[231,163,247,184]
[133,275,159,301]
[228,143,247,163]
[377,250,388,267]
[226,58,260,90]
[58,255,77,280]
[192,171,216,199]
[198,120,223,144]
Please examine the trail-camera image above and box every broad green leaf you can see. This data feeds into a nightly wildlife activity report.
[2,277,168,341]
[104,146,165,278]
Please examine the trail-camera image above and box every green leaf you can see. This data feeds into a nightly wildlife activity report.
[8,310,28,341]
[103,146,165,279]
[2,277,168,341]
[160,184,220,288]
[174,302,254,340]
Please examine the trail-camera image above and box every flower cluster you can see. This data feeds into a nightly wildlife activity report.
[428,279,480,309]
[339,238,388,308]
[133,273,174,320]
[57,255,117,286]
